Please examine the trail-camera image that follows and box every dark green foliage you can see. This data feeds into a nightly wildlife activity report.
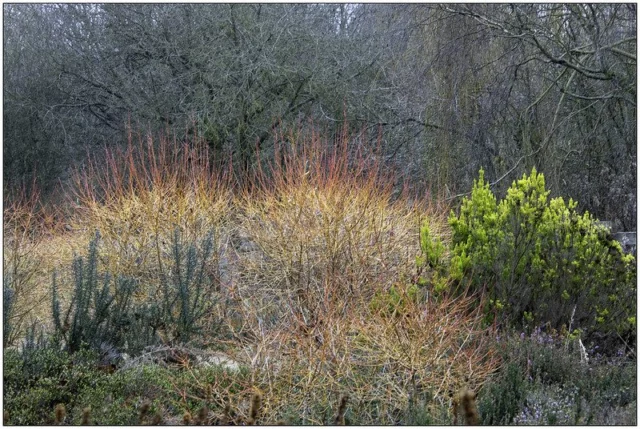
[479,362,527,425]
[3,278,16,347]
[108,365,243,424]
[20,322,51,376]
[49,228,220,357]
[158,228,219,344]
[568,357,636,425]
[479,331,637,425]
[4,343,127,426]
[3,344,105,425]
[51,231,141,354]
[447,168,636,337]
[123,302,165,355]
[68,367,169,426]
[403,396,448,426]
[4,352,252,426]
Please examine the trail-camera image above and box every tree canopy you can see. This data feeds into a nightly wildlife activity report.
[4,4,636,229]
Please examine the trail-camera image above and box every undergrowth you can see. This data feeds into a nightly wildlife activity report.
[479,329,636,425]
[3,125,635,425]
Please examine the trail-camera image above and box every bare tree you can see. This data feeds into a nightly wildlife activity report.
[4,4,635,229]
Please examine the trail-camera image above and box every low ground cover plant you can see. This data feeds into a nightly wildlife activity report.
[479,328,636,425]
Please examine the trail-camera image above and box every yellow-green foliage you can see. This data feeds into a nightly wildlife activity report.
[415,223,450,294]
[447,168,636,336]
[369,282,420,317]
[417,223,446,269]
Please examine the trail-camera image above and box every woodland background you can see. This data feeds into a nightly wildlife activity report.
[4,4,636,230]
[3,5,637,425]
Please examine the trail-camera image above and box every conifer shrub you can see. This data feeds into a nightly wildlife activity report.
[156,227,221,344]
[51,231,143,355]
[434,168,635,341]
[414,222,451,294]
[50,228,222,357]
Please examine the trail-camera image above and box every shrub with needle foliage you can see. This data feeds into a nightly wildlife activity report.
[157,228,221,344]
[50,228,223,356]
[442,168,635,341]
[51,231,147,354]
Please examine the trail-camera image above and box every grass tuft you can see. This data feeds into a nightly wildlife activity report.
[81,407,91,425]
[151,411,163,425]
[138,401,151,424]
[247,388,263,425]
[453,389,479,425]
[334,394,349,425]
[182,410,192,425]
[196,405,209,425]
[53,403,66,425]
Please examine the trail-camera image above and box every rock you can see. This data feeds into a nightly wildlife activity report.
[118,346,244,372]
[612,232,636,256]
[196,352,242,372]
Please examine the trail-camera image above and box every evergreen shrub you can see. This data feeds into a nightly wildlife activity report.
[419,168,635,340]
[3,345,104,425]
[50,228,221,357]
[51,231,142,354]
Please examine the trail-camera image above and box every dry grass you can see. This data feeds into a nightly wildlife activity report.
[70,129,233,291]
[3,124,500,423]
[2,184,72,342]
[235,125,437,330]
